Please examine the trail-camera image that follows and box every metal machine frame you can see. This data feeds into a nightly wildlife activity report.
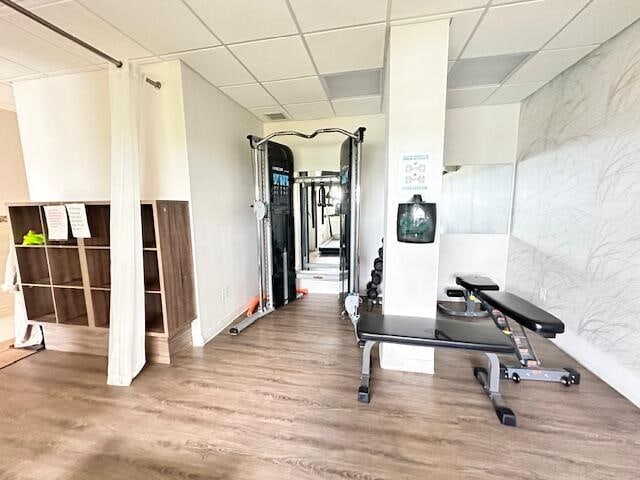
[230,127,365,335]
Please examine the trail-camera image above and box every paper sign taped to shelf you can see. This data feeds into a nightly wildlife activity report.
[65,203,91,238]
[43,205,68,241]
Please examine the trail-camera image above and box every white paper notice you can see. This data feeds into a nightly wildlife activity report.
[65,203,91,238]
[43,205,69,241]
[399,153,429,193]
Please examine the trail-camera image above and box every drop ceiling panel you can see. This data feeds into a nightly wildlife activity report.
[289,0,388,32]
[79,0,219,54]
[332,95,381,116]
[250,105,288,121]
[484,82,545,104]
[0,0,61,17]
[285,101,334,120]
[184,0,297,43]
[546,0,640,50]
[230,36,315,82]
[507,45,597,84]
[449,52,529,88]
[305,24,386,75]
[174,47,254,87]
[447,85,498,108]
[264,76,327,104]
[220,83,276,108]
[0,18,89,72]
[449,10,483,58]
[6,1,153,63]
[462,0,589,58]
[0,56,36,80]
[391,0,488,19]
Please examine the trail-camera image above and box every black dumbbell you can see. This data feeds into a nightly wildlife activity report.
[378,246,383,258]
[373,257,383,272]
[371,270,382,285]
[367,288,378,300]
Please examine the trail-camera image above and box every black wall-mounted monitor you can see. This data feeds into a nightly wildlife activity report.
[397,195,437,244]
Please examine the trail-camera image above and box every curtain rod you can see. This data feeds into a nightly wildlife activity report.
[0,0,161,89]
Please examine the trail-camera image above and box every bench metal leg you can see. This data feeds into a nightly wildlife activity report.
[474,353,517,426]
[438,290,489,318]
[502,365,581,386]
[358,340,377,403]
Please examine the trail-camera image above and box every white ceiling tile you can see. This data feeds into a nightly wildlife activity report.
[0,56,36,80]
[506,45,597,84]
[462,0,589,58]
[305,24,386,75]
[184,0,297,43]
[484,81,546,104]
[0,82,15,110]
[449,52,529,88]
[174,47,253,87]
[546,0,640,50]
[220,83,276,108]
[230,36,315,82]
[447,85,498,108]
[79,0,219,55]
[332,95,381,116]
[448,61,456,72]
[290,0,388,32]
[5,1,153,63]
[449,10,483,58]
[391,0,488,19]
[264,76,326,105]
[0,17,89,72]
[285,101,334,120]
[250,105,289,121]
[0,0,62,17]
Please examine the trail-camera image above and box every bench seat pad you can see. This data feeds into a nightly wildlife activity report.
[456,275,500,291]
[357,313,515,354]
[476,291,564,337]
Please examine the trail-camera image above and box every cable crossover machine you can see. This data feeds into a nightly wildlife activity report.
[230,127,366,335]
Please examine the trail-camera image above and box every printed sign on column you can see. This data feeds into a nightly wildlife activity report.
[400,153,429,192]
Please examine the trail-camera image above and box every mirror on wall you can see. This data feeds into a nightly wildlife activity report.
[440,164,513,234]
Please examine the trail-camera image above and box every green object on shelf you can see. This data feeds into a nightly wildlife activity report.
[22,229,46,245]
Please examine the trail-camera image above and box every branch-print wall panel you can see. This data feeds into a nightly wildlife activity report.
[508,20,640,374]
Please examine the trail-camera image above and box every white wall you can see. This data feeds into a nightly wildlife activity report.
[508,20,640,406]
[180,63,263,344]
[444,104,520,166]
[0,108,28,215]
[264,114,387,291]
[13,61,191,201]
[437,104,520,300]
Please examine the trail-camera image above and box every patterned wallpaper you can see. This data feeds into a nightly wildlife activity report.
[508,19,640,375]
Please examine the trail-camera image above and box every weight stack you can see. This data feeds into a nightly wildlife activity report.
[367,240,383,302]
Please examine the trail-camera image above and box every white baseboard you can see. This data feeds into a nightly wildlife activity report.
[552,328,640,408]
[199,299,254,346]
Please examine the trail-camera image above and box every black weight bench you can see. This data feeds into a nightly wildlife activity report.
[356,313,519,426]
[444,275,580,386]
[438,275,499,318]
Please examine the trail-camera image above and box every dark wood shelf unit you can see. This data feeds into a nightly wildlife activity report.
[8,200,196,364]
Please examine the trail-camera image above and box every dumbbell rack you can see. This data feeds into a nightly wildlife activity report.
[366,241,384,311]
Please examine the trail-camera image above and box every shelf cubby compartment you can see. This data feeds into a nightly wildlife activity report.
[22,286,56,323]
[141,204,156,248]
[86,249,110,289]
[48,248,83,288]
[9,205,43,246]
[144,251,161,292]
[145,293,165,334]
[92,290,110,328]
[53,288,89,326]
[84,205,110,246]
[15,247,50,285]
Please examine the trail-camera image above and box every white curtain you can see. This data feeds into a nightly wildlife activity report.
[2,244,43,348]
[107,63,146,386]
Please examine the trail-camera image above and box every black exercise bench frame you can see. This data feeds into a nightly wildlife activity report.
[356,313,519,426]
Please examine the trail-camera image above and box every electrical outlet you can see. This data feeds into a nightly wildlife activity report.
[539,287,547,303]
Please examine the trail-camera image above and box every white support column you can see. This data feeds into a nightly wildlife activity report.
[380,19,449,374]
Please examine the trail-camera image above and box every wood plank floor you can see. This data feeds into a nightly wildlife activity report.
[0,294,639,480]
